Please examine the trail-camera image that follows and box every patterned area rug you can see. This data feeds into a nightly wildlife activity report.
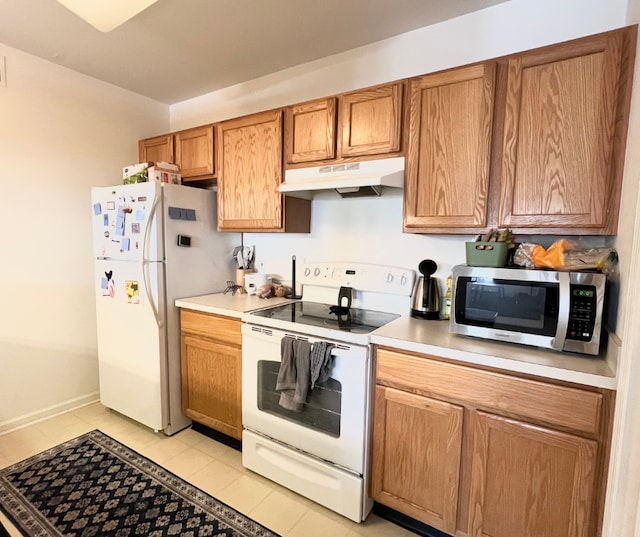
[0,430,280,537]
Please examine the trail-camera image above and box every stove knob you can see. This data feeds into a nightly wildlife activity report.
[304,267,311,277]
[400,274,407,286]
[386,272,394,283]
[314,268,321,277]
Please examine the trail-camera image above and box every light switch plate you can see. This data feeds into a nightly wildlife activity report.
[0,56,6,87]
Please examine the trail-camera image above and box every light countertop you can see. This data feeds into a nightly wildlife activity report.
[371,316,617,390]
[175,293,617,390]
[175,293,293,319]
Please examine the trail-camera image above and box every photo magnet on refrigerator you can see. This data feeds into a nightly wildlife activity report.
[125,280,140,304]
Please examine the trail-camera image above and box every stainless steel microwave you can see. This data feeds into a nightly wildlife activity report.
[450,265,606,355]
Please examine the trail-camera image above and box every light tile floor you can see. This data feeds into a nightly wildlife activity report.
[0,403,416,536]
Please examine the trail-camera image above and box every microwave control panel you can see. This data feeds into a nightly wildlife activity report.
[567,284,598,341]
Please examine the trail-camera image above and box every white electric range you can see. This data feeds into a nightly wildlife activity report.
[240,262,415,522]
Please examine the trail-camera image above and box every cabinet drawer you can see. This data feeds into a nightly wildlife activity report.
[375,348,603,435]
[180,310,241,347]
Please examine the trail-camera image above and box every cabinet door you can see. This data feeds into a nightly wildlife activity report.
[175,125,214,179]
[138,134,174,164]
[181,334,242,440]
[217,110,285,231]
[468,411,598,537]
[371,385,463,534]
[338,82,403,157]
[404,64,496,232]
[499,30,631,233]
[284,97,336,164]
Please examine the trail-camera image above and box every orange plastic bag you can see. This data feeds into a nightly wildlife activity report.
[530,239,572,269]
[514,240,618,273]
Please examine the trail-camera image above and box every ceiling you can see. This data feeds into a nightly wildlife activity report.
[0,0,507,104]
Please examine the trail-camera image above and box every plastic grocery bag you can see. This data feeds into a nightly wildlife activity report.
[513,240,618,274]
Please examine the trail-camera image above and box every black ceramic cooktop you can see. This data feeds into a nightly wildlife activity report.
[250,301,399,334]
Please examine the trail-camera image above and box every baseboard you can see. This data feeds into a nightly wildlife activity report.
[0,392,100,435]
[191,422,242,451]
[372,503,452,537]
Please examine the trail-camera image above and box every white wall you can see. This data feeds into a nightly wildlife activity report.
[0,43,170,432]
[171,0,628,130]
[601,1,640,534]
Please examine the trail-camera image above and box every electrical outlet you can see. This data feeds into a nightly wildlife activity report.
[0,56,6,87]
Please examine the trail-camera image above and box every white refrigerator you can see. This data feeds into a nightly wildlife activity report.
[91,182,238,435]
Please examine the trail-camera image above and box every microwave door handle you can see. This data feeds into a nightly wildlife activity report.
[554,272,570,351]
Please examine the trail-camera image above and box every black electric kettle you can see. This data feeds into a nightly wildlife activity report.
[411,259,441,319]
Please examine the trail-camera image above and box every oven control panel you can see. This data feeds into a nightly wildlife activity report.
[300,262,415,295]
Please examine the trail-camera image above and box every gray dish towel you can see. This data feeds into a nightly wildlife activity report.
[310,341,335,389]
[276,336,311,412]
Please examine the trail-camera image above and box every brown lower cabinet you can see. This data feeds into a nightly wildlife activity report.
[468,411,597,537]
[180,309,242,440]
[371,386,464,534]
[370,347,614,537]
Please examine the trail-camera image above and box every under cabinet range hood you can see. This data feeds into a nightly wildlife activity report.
[280,157,405,198]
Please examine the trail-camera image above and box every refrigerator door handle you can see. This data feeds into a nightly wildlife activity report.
[142,188,163,328]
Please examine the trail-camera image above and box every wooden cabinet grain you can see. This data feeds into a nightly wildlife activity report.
[284,82,404,167]
[138,134,174,164]
[371,347,614,537]
[136,26,635,235]
[180,310,242,440]
[404,63,496,233]
[217,109,310,232]
[139,125,215,181]
[284,97,337,164]
[371,385,463,534]
[468,411,597,537]
[338,82,403,158]
[403,25,635,235]
[498,27,636,234]
[174,125,215,180]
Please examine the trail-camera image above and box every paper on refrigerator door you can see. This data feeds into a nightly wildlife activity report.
[125,280,140,304]
[96,264,143,305]
[91,182,162,262]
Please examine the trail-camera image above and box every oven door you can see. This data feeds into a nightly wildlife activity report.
[241,323,371,475]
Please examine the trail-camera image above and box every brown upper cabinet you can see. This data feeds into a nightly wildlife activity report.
[138,134,174,165]
[138,125,215,182]
[174,125,215,180]
[338,82,404,157]
[137,25,635,235]
[404,63,497,232]
[404,25,636,235]
[217,109,311,232]
[284,97,337,164]
[284,82,404,167]
[498,27,635,234]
